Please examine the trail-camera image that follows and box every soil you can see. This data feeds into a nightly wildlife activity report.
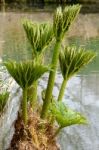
[7,110,60,150]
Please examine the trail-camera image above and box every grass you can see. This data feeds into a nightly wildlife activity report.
[0,91,9,113]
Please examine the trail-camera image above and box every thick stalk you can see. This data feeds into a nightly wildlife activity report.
[22,87,28,125]
[58,78,67,101]
[30,81,38,109]
[41,40,61,118]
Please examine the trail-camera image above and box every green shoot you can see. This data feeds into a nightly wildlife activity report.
[53,4,81,41]
[4,60,50,125]
[58,46,96,101]
[23,20,53,109]
[41,5,81,118]
[23,19,53,58]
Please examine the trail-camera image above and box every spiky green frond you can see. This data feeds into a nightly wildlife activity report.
[53,4,81,41]
[23,20,53,57]
[0,92,9,112]
[4,61,49,89]
[59,46,96,80]
[50,101,87,128]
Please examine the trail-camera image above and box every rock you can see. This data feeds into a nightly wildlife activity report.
[0,68,22,150]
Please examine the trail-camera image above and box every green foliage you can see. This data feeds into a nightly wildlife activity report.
[22,20,53,110]
[41,5,81,118]
[4,60,50,124]
[23,20,53,57]
[2,5,96,136]
[50,101,87,128]
[59,46,96,80]
[4,60,49,89]
[53,4,81,41]
[0,92,9,113]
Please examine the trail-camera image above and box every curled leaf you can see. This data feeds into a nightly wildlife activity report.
[23,20,53,57]
[4,60,50,89]
[59,46,96,80]
[53,4,81,41]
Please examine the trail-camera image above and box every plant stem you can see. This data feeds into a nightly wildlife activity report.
[30,81,38,109]
[22,87,28,125]
[53,126,62,138]
[58,78,67,101]
[41,40,61,118]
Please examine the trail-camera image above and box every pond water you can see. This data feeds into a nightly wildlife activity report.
[0,6,99,150]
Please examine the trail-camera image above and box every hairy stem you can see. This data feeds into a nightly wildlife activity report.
[22,87,28,125]
[30,81,38,109]
[58,78,67,101]
[41,40,61,118]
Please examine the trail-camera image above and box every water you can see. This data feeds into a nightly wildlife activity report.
[0,8,99,150]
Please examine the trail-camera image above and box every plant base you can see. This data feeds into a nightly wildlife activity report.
[7,110,60,150]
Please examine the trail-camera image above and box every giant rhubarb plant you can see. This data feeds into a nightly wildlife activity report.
[23,20,53,109]
[4,61,49,124]
[3,5,97,142]
[41,4,81,118]
[58,46,96,101]
[23,20,53,58]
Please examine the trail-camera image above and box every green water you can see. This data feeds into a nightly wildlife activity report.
[0,11,99,75]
